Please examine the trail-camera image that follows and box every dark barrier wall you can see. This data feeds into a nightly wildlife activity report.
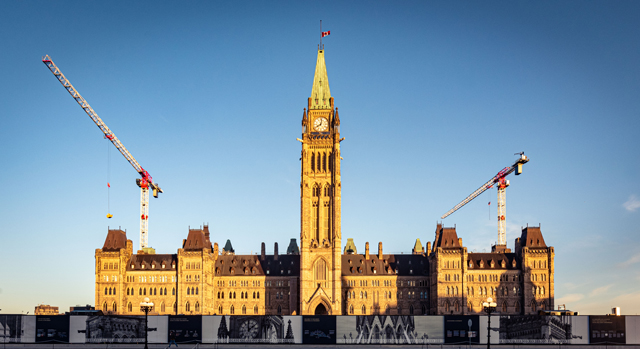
[168,315,201,343]
[302,316,335,344]
[3,314,638,344]
[444,315,480,344]
[590,315,626,344]
[35,315,69,343]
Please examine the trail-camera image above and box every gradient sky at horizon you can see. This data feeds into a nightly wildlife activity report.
[1,1,639,315]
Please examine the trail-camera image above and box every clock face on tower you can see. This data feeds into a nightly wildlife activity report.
[239,319,259,339]
[313,117,329,132]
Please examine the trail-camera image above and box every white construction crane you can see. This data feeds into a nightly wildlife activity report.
[42,55,162,252]
[441,153,529,248]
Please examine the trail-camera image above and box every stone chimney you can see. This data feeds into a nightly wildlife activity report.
[261,242,266,261]
[274,242,279,260]
[458,238,463,246]
[378,242,383,259]
[426,241,431,256]
[365,242,370,260]
[213,242,219,256]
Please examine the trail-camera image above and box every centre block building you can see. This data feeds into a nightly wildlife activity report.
[95,48,554,317]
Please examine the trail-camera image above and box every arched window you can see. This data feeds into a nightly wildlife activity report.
[172,287,175,296]
[187,288,190,295]
[112,302,117,312]
[254,305,258,314]
[409,305,414,315]
[421,305,426,315]
[361,305,366,314]
[217,292,220,299]
[349,305,354,314]
[445,301,450,313]
[241,292,244,299]
[218,305,222,314]
[257,292,260,299]
[164,287,167,295]
[105,287,108,295]
[242,305,246,315]
[314,258,328,288]
[196,287,198,295]
[317,154,321,172]
[195,302,200,312]
[311,153,315,172]
[542,286,545,295]
[253,291,256,299]
[173,302,177,313]
[365,291,367,299]
[103,302,108,312]
[502,301,507,313]
[233,291,236,299]
[454,301,459,312]
[446,286,450,295]
[531,300,537,312]
[185,302,190,312]
[277,305,282,315]
[515,301,521,313]
[229,291,233,299]
[143,288,147,296]
[360,291,363,299]
[127,288,130,296]
[161,302,165,313]
[456,286,459,295]
[153,288,156,296]
[230,305,235,314]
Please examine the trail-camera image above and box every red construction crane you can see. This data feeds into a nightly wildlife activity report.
[42,55,162,251]
[441,153,529,248]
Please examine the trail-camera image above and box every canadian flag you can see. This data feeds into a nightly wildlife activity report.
[322,30,330,37]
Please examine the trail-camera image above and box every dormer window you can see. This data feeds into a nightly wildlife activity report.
[512,259,517,268]
[141,264,145,269]
[479,261,484,268]
[172,263,176,269]
[131,264,135,269]
[152,264,155,269]
[468,261,473,268]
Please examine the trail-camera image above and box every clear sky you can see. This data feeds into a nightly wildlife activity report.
[0,1,639,315]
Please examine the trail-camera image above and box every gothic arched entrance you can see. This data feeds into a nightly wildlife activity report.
[315,303,328,315]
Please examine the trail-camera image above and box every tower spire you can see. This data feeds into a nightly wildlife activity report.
[310,49,331,110]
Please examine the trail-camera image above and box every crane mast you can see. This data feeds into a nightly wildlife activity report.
[42,55,162,251]
[441,153,529,247]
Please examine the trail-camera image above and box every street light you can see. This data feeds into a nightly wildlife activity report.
[140,297,154,349]
[482,297,497,349]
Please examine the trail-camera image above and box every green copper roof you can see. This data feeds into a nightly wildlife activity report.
[310,50,331,110]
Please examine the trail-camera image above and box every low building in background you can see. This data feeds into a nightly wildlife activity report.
[34,304,59,315]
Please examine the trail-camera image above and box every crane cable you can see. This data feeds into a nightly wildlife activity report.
[107,137,113,219]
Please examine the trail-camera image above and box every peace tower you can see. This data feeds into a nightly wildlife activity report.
[298,48,343,315]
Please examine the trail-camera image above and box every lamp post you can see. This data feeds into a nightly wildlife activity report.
[482,297,497,349]
[140,297,154,349]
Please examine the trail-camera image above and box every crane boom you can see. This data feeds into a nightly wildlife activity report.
[440,154,529,246]
[440,166,514,220]
[42,55,162,250]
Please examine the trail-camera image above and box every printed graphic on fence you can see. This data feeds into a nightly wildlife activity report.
[336,315,444,344]
[497,315,589,344]
[207,315,301,343]
[0,315,35,343]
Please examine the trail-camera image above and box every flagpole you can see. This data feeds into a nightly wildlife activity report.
[320,20,323,49]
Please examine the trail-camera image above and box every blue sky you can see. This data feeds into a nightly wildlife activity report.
[0,1,639,315]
